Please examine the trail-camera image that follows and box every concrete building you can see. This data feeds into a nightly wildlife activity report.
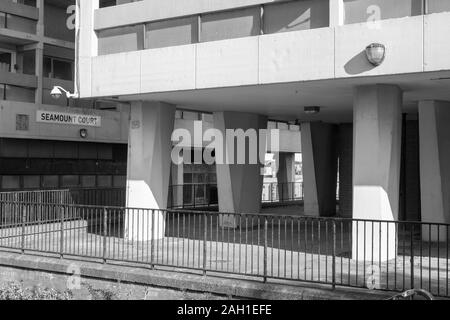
[0,0,129,191]
[75,0,450,258]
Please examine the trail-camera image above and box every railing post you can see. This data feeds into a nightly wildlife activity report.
[103,208,108,264]
[410,224,415,290]
[332,220,336,290]
[151,209,155,269]
[203,213,207,276]
[21,204,26,254]
[60,205,65,259]
[263,217,268,283]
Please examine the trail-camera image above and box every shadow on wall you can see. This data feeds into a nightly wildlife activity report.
[264,0,330,33]
[344,50,376,75]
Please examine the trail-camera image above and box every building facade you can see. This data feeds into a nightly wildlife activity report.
[0,0,129,191]
[77,0,450,258]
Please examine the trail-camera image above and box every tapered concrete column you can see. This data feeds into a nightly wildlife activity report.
[301,122,338,217]
[419,100,450,242]
[170,163,184,208]
[213,112,267,228]
[352,85,402,261]
[126,101,176,241]
[276,153,296,201]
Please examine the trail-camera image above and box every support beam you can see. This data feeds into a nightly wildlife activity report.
[35,0,44,104]
[76,0,99,98]
[126,101,175,241]
[170,162,184,208]
[301,122,338,217]
[213,111,267,228]
[329,0,345,27]
[418,100,450,242]
[352,85,402,261]
[276,153,296,202]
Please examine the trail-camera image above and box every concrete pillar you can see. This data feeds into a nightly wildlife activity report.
[352,85,402,261]
[170,163,184,208]
[301,122,338,217]
[213,112,267,228]
[276,153,296,201]
[35,0,44,104]
[419,100,450,242]
[126,101,176,241]
[76,0,99,98]
[337,124,353,218]
[329,0,345,27]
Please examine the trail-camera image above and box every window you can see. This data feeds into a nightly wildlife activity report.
[43,56,73,81]
[201,7,261,42]
[0,84,35,102]
[343,0,423,25]
[145,16,198,49]
[16,114,29,131]
[23,176,40,189]
[0,13,5,28]
[0,49,16,73]
[1,176,20,190]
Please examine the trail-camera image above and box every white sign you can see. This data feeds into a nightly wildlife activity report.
[37,111,101,127]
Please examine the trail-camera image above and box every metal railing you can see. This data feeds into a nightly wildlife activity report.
[261,182,304,203]
[168,182,305,209]
[0,200,448,298]
[0,188,125,226]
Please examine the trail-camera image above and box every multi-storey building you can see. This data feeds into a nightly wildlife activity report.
[77,0,450,259]
[0,0,129,191]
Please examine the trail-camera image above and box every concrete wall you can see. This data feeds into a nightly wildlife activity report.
[0,100,128,143]
[83,12,450,98]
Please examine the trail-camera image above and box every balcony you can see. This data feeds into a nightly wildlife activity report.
[0,1,38,41]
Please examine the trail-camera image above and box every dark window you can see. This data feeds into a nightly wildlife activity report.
[16,114,29,131]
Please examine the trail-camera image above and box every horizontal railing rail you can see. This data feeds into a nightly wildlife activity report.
[0,200,448,298]
[168,182,306,209]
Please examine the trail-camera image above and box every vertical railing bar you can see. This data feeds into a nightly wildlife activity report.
[263,217,268,283]
[332,220,336,290]
[203,212,207,276]
[447,225,449,297]
[21,203,26,254]
[103,207,108,264]
[410,223,414,290]
[428,224,431,292]
[151,209,155,269]
[437,225,440,296]
[60,205,64,259]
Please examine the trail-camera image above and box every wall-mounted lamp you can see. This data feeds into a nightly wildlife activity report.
[50,86,77,100]
[365,43,386,66]
[304,106,321,115]
[79,129,88,139]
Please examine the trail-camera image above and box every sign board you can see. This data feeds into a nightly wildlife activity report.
[36,111,102,127]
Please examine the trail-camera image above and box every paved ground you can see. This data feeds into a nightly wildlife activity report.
[0,204,449,298]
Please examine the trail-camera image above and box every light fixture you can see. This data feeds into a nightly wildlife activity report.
[79,129,88,139]
[365,43,386,66]
[304,106,321,115]
[50,86,77,100]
